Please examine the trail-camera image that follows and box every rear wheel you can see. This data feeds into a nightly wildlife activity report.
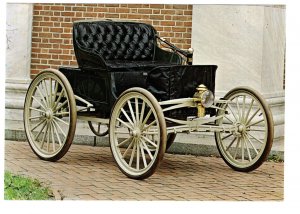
[24,69,77,161]
[88,121,109,137]
[215,87,273,172]
[109,88,167,179]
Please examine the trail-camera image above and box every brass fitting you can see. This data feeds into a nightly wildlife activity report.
[193,84,208,117]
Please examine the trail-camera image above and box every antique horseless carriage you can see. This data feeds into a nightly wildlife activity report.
[24,20,274,179]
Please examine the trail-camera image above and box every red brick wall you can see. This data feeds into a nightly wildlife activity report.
[31,3,193,77]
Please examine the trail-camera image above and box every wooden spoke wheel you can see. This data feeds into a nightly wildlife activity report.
[88,121,109,137]
[24,69,77,161]
[215,87,273,172]
[109,88,167,180]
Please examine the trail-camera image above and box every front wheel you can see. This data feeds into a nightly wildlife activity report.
[109,88,167,179]
[215,87,273,172]
[24,69,77,161]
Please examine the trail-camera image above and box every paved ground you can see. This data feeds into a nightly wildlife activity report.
[4,140,284,201]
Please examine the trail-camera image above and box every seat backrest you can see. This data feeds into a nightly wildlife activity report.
[73,20,157,68]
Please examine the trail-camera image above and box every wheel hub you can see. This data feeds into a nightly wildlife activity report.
[132,128,141,138]
[45,109,53,120]
[234,122,247,136]
[238,124,246,133]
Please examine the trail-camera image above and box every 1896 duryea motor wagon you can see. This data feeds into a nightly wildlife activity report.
[23,20,274,179]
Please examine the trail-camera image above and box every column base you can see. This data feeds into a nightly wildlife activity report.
[5,80,31,121]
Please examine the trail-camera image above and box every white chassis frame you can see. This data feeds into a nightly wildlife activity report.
[75,95,234,135]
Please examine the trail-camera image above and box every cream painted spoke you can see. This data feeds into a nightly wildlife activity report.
[236,97,241,121]
[247,127,265,132]
[143,131,157,135]
[42,80,50,107]
[244,134,259,155]
[142,109,153,128]
[50,122,56,152]
[221,133,233,141]
[141,139,154,160]
[246,108,260,126]
[129,140,137,167]
[52,81,59,109]
[54,99,68,113]
[54,111,70,117]
[117,137,133,148]
[244,135,252,161]
[139,101,145,124]
[29,115,45,120]
[135,98,139,124]
[241,136,245,162]
[49,78,53,106]
[127,100,136,125]
[52,119,67,138]
[247,132,264,145]
[46,122,50,152]
[136,142,140,170]
[122,139,134,158]
[53,116,69,126]
[141,136,157,148]
[114,130,131,135]
[53,90,65,110]
[121,108,134,127]
[36,85,48,108]
[32,95,47,110]
[241,95,246,122]
[142,120,156,131]
[140,142,147,168]
[40,122,49,149]
[244,99,254,123]
[52,120,62,146]
[246,119,264,128]
[29,107,45,114]
[227,103,238,122]
[34,120,48,141]
[31,118,46,132]
[224,115,234,124]
[226,137,237,151]
[233,137,241,159]
[117,118,133,130]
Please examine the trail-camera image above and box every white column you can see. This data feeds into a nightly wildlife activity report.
[192,5,285,139]
[6,3,33,121]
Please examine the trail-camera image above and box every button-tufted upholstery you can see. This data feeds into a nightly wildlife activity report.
[73,20,181,71]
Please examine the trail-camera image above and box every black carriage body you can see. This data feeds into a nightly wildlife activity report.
[59,20,217,119]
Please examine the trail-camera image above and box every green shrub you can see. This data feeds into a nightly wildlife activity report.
[4,171,53,200]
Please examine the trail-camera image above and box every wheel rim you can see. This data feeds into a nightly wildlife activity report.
[110,92,162,177]
[24,72,73,158]
[216,91,269,168]
[88,121,109,137]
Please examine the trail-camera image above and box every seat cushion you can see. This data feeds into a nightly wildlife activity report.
[74,21,156,62]
[106,60,177,72]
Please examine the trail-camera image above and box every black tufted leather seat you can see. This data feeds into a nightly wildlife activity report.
[73,20,181,72]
